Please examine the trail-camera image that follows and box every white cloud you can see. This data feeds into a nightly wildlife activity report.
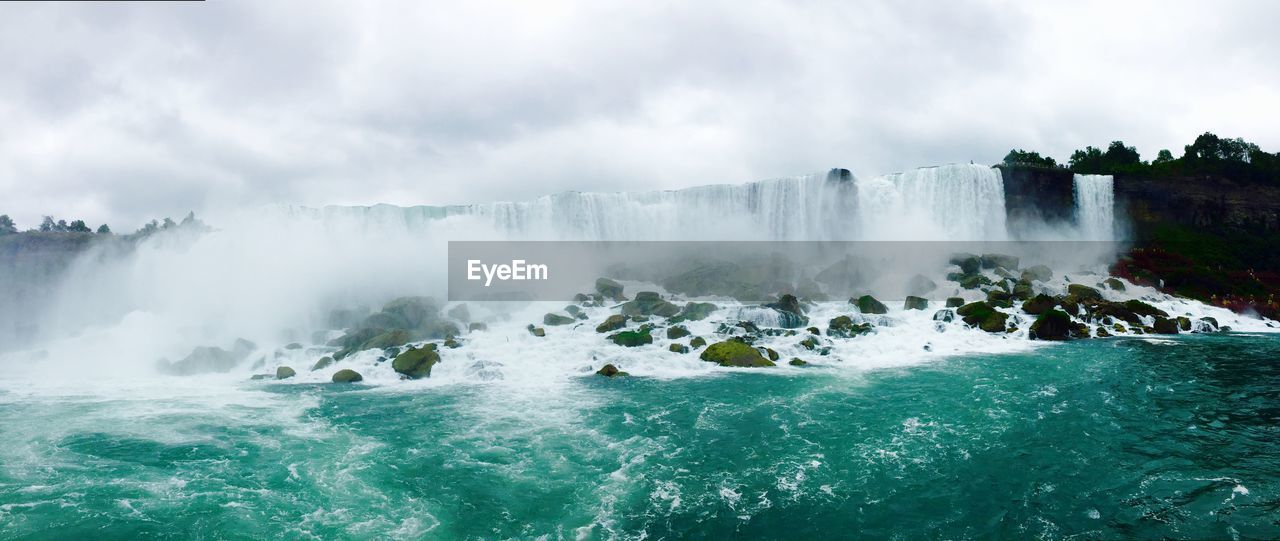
[0,0,1276,230]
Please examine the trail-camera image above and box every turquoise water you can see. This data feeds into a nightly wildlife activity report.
[2,334,1278,539]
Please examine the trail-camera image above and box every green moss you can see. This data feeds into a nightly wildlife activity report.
[332,369,363,383]
[608,330,652,347]
[699,340,775,367]
[391,346,440,379]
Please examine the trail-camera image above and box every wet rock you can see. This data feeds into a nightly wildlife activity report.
[331,369,363,383]
[527,325,546,337]
[788,358,809,366]
[284,342,303,350]
[1066,284,1103,302]
[1029,309,1083,340]
[932,309,955,322]
[250,374,272,380]
[363,329,415,350]
[904,296,929,310]
[468,322,488,332]
[799,336,821,350]
[677,302,718,321]
[596,363,629,377]
[986,290,1013,308]
[543,313,575,326]
[276,366,296,380]
[956,301,1008,332]
[443,337,461,349]
[1152,316,1181,334]
[1095,327,1112,338]
[1198,317,1220,332]
[946,297,965,308]
[1022,265,1053,282]
[621,291,681,318]
[1103,278,1125,291]
[853,295,888,315]
[669,343,690,354]
[1022,294,1058,315]
[981,253,1019,270]
[1012,280,1034,300]
[828,315,873,338]
[312,356,334,371]
[608,329,652,347]
[761,347,780,362]
[949,253,981,274]
[159,343,255,376]
[1176,316,1192,331]
[699,340,775,367]
[765,293,806,316]
[689,336,707,348]
[596,278,626,301]
[596,314,628,333]
[666,325,690,339]
[392,345,440,379]
[958,274,992,290]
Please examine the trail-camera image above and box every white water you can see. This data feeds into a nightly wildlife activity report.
[1073,174,1115,241]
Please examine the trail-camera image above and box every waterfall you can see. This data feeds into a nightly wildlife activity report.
[1073,174,1115,240]
[856,164,1008,240]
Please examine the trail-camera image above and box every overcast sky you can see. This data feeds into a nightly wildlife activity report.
[1,0,1277,230]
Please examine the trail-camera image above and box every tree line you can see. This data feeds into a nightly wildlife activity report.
[0,212,208,238]
[1003,132,1280,184]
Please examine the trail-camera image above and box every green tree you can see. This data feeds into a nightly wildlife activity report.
[54,219,69,232]
[1153,149,1174,164]
[68,220,91,233]
[39,216,55,232]
[1102,141,1141,166]
[97,224,111,234]
[0,215,16,235]
[1068,146,1105,173]
[1002,149,1058,168]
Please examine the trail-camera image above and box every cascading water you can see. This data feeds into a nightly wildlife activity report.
[1073,174,1115,240]
[856,164,1009,240]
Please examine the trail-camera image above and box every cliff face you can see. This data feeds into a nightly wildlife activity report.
[995,165,1075,229]
[1113,175,1280,235]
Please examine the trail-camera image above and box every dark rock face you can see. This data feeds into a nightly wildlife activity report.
[904,296,929,310]
[981,253,1019,270]
[1066,284,1103,302]
[949,253,982,274]
[1022,294,1058,315]
[621,292,681,318]
[1152,316,1181,334]
[699,340,775,367]
[996,165,1076,227]
[946,297,965,308]
[678,302,718,321]
[595,278,626,301]
[853,295,888,315]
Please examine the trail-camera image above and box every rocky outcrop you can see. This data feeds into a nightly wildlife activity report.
[392,345,439,379]
[956,302,1008,332]
[332,369,363,383]
[596,363,629,377]
[699,340,775,367]
[853,295,888,315]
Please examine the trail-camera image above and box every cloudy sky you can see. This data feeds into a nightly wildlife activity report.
[1,0,1277,230]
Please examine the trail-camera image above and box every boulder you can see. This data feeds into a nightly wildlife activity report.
[596,314,628,333]
[1176,316,1192,331]
[906,274,937,296]
[1103,278,1125,291]
[620,292,681,318]
[981,253,1019,270]
[543,313,575,326]
[276,366,296,380]
[1012,280,1034,300]
[331,369,363,383]
[677,302,718,321]
[946,297,965,308]
[443,337,461,349]
[527,325,546,337]
[986,290,1013,308]
[159,344,252,376]
[312,356,334,371]
[1022,294,1058,315]
[392,345,440,379]
[381,296,441,329]
[362,329,415,350]
[1029,309,1081,340]
[903,296,929,310]
[595,278,626,301]
[1198,317,1220,332]
[956,302,1008,332]
[798,336,821,350]
[828,315,873,338]
[596,363,629,377]
[853,295,888,315]
[608,329,653,347]
[699,340,775,367]
[1123,299,1169,319]
[666,325,691,339]
[788,358,809,366]
[949,253,982,274]
[689,336,707,348]
[669,343,690,354]
[1022,265,1053,282]
[1066,284,1103,302]
[958,274,992,290]
[765,294,806,315]
[932,309,955,322]
[1152,316,1181,335]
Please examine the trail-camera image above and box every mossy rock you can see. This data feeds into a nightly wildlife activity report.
[595,278,626,301]
[689,336,707,348]
[678,302,718,321]
[981,253,1019,270]
[699,340,775,367]
[312,356,334,371]
[361,329,416,350]
[1152,316,1181,334]
[443,337,461,349]
[1012,280,1034,300]
[788,358,809,366]
[958,274,992,290]
[949,253,981,274]
[543,313,575,326]
[1103,277,1125,291]
[332,369,363,383]
[276,366,296,380]
[392,346,440,379]
[527,325,546,337]
[596,314,627,333]
[564,305,583,317]
[799,336,821,350]
[1022,294,1058,315]
[1122,300,1168,319]
[945,297,965,308]
[669,343,690,354]
[986,290,1013,308]
[620,291,681,318]
[903,296,929,310]
[761,347,780,362]
[853,295,888,315]
[1022,265,1053,283]
[596,363,629,377]
[828,315,873,338]
[666,325,690,339]
[608,329,652,347]
[1176,316,1192,331]
[1066,284,1103,302]
[956,301,1008,332]
[1095,327,1112,338]
[1029,309,1077,340]
[1198,317,1219,332]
